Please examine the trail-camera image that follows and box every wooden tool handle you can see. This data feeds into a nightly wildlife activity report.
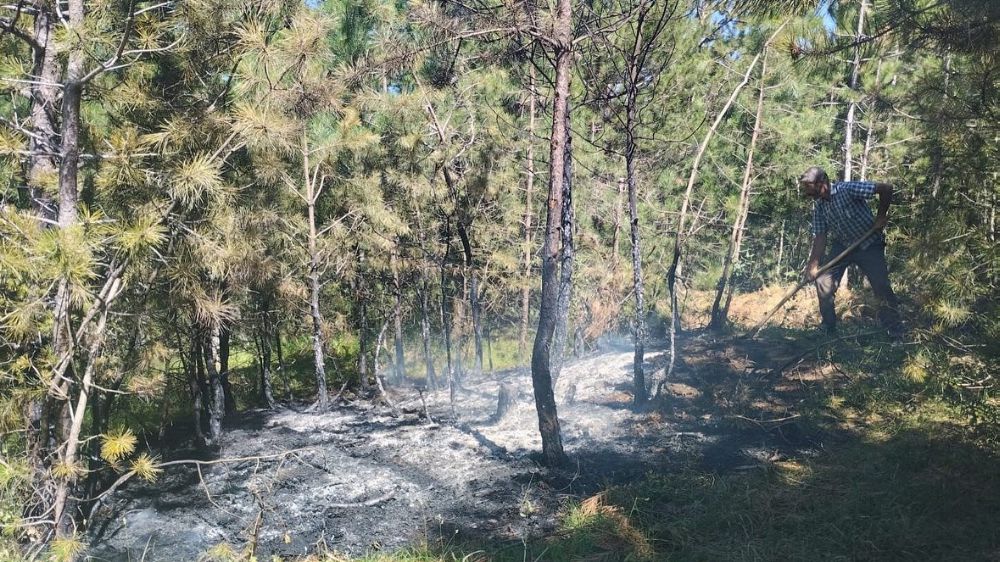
[747,225,879,338]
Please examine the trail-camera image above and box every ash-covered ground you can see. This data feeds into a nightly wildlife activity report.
[86,337,827,561]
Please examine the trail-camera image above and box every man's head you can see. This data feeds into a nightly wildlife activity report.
[799,166,830,200]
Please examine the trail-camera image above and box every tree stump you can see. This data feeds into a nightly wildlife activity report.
[494,383,515,422]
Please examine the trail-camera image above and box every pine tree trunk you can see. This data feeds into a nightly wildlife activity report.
[258,322,276,409]
[710,51,768,331]
[520,68,537,361]
[26,2,59,219]
[551,118,575,384]
[439,233,457,415]
[420,276,437,389]
[189,333,207,444]
[613,178,625,268]
[843,0,867,182]
[220,326,236,416]
[392,249,407,381]
[776,219,786,281]
[305,135,329,409]
[204,324,226,450]
[530,0,572,466]
[624,15,648,406]
[358,296,370,388]
[274,328,290,400]
[665,21,786,383]
[457,223,484,374]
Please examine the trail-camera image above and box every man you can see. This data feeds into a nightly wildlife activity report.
[799,166,902,336]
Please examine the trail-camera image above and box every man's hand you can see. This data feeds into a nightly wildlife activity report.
[873,214,888,231]
[802,262,820,282]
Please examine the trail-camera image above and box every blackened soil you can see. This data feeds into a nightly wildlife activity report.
[86,334,836,561]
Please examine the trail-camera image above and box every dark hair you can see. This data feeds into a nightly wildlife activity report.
[799,166,829,184]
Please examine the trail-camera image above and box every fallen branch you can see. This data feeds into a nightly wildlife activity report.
[86,447,315,520]
[327,491,394,509]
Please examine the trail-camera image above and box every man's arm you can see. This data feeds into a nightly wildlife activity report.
[873,182,893,230]
[804,231,827,281]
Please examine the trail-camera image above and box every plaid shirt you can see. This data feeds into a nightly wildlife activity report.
[811,181,883,250]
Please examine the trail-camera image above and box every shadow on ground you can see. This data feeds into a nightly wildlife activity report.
[86,326,1000,561]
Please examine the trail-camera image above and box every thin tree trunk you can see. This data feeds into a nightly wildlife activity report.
[220,326,236,416]
[520,68,537,361]
[204,324,226,450]
[419,276,437,389]
[274,328,290,400]
[392,248,407,381]
[188,333,207,444]
[457,224,484,374]
[305,134,329,409]
[776,219,786,281]
[26,1,59,219]
[622,5,662,406]
[710,51,769,331]
[613,177,625,268]
[486,327,494,372]
[48,0,90,534]
[258,321,275,409]
[665,20,788,382]
[51,302,115,536]
[551,117,575,383]
[439,231,457,415]
[358,295,370,388]
[530,0,572,466]
[843,0,867,182]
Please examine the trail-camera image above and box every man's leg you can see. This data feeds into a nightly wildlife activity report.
[815,245,849,331]
[854,242,902,332]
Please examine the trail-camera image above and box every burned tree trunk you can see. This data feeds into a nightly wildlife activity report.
[304,134,329,410]
[530,0,572,466]
[275,328,290,400]
[420,276,437,389]
[457,222,484,374]
[520,67,537,361]
[710,51,768,331]
[551,119,575,383]
[220,326,236,416]
[494,383,515,422]
[258,320,276,409]
[358,295,370,389]
[439,225,458,415]
[392,248,407,381]
[204,325,226,450]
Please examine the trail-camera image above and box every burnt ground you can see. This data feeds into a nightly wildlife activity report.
[85,330,856,561]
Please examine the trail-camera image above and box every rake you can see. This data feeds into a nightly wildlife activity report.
[745,225,879,338]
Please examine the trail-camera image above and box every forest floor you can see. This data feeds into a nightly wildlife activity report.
[85,292,1000,561]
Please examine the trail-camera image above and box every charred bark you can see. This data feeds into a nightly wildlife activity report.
[392,248,407,381]
[530,0,572,466]
[275,328,290,400]
[257,324,276,409]
[204,325,226,450]
[551,118,574,383]
[419,276,437,389]
[520,67,537,361]
[456,222,484,374]
[220,326,236,416]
